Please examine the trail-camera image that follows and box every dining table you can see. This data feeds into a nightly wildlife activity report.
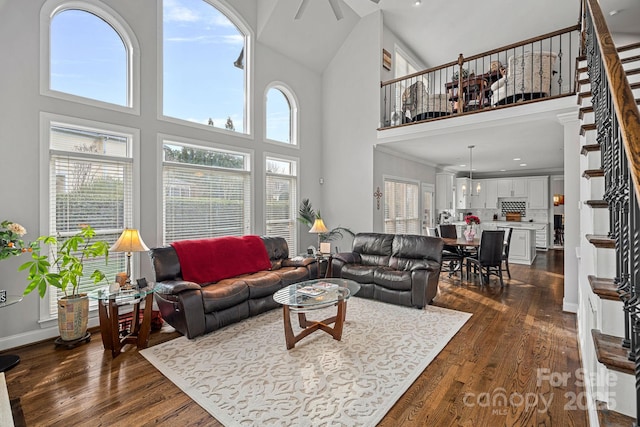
[440,236,480,279]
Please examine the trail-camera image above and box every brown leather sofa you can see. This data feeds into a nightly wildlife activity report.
[149,236,317,338]
[330,233,444,308]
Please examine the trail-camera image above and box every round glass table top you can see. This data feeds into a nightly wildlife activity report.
[88,285,156,303]
[273,278,360,309]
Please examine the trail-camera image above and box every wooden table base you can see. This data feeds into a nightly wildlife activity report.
[97,292,154,358]
[282,300,347,350]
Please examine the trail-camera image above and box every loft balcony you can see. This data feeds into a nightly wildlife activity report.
[379,26,581,131]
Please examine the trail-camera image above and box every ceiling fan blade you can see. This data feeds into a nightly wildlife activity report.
[327,0,344,20]
[294,0,310,20]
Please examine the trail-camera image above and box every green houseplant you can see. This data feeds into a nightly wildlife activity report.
[298,199,355,244]
[20,224,110,341]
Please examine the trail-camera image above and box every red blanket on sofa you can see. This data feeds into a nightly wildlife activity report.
[171,235,271,284]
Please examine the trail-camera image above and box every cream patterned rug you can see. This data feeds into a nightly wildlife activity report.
[141,297,471,426]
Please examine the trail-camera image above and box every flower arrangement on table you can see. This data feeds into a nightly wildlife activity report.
[464,215,481,225]
[0,220,30,260]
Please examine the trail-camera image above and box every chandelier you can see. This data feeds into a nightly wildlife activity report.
[462,145,481,197]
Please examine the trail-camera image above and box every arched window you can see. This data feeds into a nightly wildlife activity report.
[163,0,249,134]
[49,9,128,106]
[266,87,296,144]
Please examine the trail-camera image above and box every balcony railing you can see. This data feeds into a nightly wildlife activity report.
[380,25,581,129]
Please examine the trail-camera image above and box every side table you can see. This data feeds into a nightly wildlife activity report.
[88,285,156,358]
[0,295,24,372]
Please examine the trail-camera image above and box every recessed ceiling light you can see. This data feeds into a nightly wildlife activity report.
[513,157,521,161]
[500,169,506,172]
[520,163,527,167]
[459,164,466,167]
[609,9,620,16]
[414,0,422,5]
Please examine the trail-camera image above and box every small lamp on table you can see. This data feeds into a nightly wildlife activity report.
[110,228,149,288]
[309,217,328,255]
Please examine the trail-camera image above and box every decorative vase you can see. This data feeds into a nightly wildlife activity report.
[464,225,476,241]
[57,294,89,341]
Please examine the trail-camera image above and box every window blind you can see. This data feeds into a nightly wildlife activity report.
[384,179,420,235]
[162,144,251,244]
[265,163,297,253]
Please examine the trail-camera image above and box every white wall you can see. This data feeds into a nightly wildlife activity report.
[321,12,382,249]
[373,148,437,231]
[0,0,324,349]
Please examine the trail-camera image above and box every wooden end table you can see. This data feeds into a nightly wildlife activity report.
[88,285,156,358]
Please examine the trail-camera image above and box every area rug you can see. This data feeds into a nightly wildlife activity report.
[140,297,471,426]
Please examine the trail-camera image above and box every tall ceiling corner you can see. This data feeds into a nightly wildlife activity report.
[256,0,279,38]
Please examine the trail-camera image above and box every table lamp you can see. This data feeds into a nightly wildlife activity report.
[309,217,328,255]
[110,228,149,287]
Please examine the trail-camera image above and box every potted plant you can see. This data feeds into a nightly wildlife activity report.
[19,224,110,341]
[0,220,28,260]
[298,199,355,245]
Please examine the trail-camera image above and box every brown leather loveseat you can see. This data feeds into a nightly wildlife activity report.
[330,233,444,308]
[149,235,316,338]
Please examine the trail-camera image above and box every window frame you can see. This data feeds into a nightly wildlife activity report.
[383,175,421,235]
[40,0,141,115]
[39,112,141,325]
[157,0,254,137]
[264,82,299,147]
[158,134,254,245]
[264,153,299,254]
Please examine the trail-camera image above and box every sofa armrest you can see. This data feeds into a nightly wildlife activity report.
[333,252,362,264]
[154,279,201,295]
[282,256,317,268]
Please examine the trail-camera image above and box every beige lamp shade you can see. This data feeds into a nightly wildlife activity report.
[110,229,149,253]
[309,218,328,234]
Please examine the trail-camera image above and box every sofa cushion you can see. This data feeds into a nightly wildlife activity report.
[270,266,310,287]
[201,280,250,312]
[352,233,394,266]
[171,235,271,284]
[341,264,377,283]
[238,271,282,299]
[373,267,412,291]
[389,235,443,271]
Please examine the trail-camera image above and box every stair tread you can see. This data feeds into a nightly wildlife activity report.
[585,199,608,208]
[617,42,640,53]
[586,234,615,248]
[596,400,635,426]
[580,123,596,136]
[621,54,640,64]
[588,275,618,300]
[583,168,604,179]
[581,144,600,155]
[625,67,640,76]
[591,330,633,374]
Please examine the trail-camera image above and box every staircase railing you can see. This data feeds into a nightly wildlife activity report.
[583,0,640,422]
[379,25,580,129]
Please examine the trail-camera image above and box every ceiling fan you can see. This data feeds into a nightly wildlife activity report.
[295,0,380,21]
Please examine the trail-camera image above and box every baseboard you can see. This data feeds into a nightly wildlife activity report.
[563,299,578,313]
[0,317,100,351]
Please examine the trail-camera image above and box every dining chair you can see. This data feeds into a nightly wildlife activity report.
[466,230,505,286]
[501,227,513,279]
[439,225,464,278]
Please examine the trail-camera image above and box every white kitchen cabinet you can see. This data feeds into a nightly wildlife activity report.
[436,173,454,210]
[483,179,498,209]
[500,227,536,265]
[528,176,549,209]
[497,178,527,197]
[535,224,548,249]
[456,177,470,210]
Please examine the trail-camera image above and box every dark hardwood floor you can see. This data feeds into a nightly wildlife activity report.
[4,249,587,426]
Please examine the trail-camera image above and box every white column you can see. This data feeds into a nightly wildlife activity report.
[557,112,580,312]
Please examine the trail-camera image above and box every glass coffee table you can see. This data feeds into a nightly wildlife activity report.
[273,278,360,349]
[0,295,23,372]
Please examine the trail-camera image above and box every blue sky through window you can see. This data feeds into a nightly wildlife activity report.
[163,0,245,132]
[51,9,127,106]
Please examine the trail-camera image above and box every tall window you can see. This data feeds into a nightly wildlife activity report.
[266,87,295,144]
[50,9,128,106]
[265,156,298,253]
[162,141,251,243]
[384,178,420,234]
[163,0,247,133]
[47,122,133,315]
